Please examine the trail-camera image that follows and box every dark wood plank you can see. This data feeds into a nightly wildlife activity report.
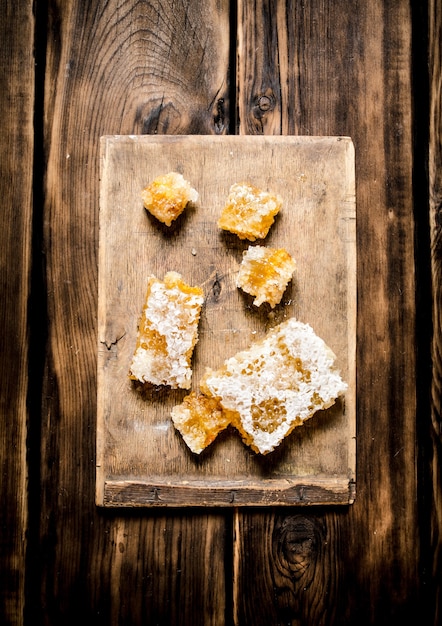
[39,1,230,623]
[429,0,442,623]
[233,512,343,625]
[234,1,422,623]
[0,2,34,623]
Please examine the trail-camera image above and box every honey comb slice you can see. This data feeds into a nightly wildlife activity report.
[129,272,204,389]
[171,392,234,454]
[218,182,282,241]
[237,245,297,308]
[141,172,198,226]
[199,318,348,455]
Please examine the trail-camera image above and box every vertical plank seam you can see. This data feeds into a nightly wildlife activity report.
[229,0,239,134]
[427,0,442,623]
[410,0,437,623]
[24,1,49,624]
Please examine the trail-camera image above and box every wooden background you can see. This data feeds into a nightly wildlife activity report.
[1,1,440,625]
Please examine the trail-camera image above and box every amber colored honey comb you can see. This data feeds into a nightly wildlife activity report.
[141,171,198,226]
[129,271,204,390]
[171,392,234,454]
[237,245,297,308]
[217,182,282,241]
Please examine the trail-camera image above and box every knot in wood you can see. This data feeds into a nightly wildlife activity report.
[212,275,222,300]
[272,515,323,581]
[258,95,272,112]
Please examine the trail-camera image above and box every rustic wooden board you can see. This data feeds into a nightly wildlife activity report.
[97,135,356,507]
[0,1,34,621]
[429,0,442,609]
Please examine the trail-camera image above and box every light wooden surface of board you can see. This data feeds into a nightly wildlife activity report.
[97,134,356,507]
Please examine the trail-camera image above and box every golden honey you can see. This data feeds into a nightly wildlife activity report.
[218,182,282,241]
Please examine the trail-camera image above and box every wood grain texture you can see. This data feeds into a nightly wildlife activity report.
[233,512,343,625]
[1,1,439,624]
[88,513,227,625]
[0,2,34,623]
[429,0,442,623]
[102,477,355,507]
[38,1,230,624]
[234,0,421,624]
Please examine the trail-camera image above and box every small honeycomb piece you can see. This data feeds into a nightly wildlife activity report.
[217,182,282,241]
[171,392,234,454]
[237,245,297,308]
[129,272,204,389]
[141,172,198,226]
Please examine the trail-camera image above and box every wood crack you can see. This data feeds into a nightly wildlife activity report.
[101,332,126,351]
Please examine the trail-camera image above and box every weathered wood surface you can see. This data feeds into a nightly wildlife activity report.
[234,0,431,625]
[1,0,440,624]
[37,1,230,624]
[0,2,34,624]
[97,135,356,507]
[429,0,442,619]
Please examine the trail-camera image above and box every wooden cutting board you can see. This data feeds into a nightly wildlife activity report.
[96,135,356,507]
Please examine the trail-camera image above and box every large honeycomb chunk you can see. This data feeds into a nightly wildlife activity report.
[129,272,204,389]
[171,392,234,454]
[217,182,282,241]
[141,172,198,226]
[199,318,347,454]
[237,245,297,308]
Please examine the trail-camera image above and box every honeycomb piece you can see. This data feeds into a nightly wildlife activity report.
[171,392,234,454]
[200,318,348,454]
[217,182,282,241]
[237,245,296,308]
[129,272,204,389]
[141,172,198,226]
